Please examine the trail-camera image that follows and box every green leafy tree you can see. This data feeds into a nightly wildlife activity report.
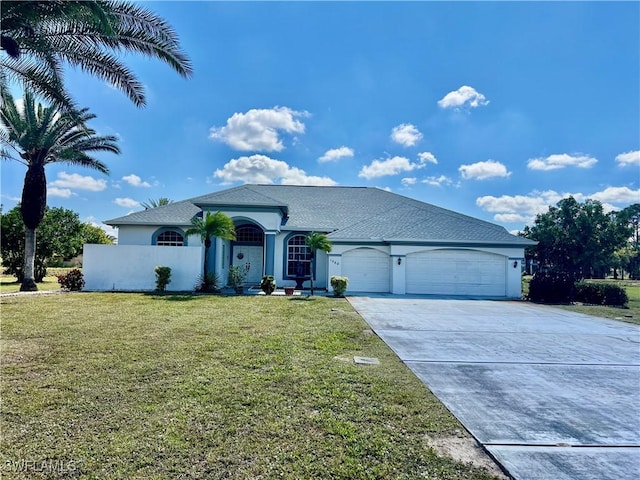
[81,223,115,245]
[1,205,86,282]
[522,197,629,280]
[615,204,640,279]
[141,197,173,210]
[185,211,236,278]
[1,0,192,112]
[305,232,332,295]
[0,89,119,290]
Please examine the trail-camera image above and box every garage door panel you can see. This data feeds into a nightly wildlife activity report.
[342,248,390,293]
[407,250,506,296]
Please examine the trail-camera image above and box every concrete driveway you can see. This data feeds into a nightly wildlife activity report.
[347,297,640,480]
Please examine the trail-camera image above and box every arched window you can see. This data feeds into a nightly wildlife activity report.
[156,230,184,246]
[286,234,310,277]
[235,224,263,244]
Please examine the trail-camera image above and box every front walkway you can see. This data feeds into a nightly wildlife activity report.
[348,297,640,480]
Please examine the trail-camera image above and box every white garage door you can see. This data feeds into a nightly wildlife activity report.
[406,249,506,296]
[342,248,390,293]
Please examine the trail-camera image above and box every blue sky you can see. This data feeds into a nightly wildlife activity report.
[2,1,639,238]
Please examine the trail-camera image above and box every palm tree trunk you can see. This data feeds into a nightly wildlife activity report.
[21,227,38,291]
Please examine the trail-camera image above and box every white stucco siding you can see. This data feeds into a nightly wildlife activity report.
[83,244,202,291]
[116,225,198,246]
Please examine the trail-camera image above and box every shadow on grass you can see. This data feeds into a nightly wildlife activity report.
[144,292,204,302]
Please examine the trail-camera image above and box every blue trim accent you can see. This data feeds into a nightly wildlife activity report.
[151,227,188,246]
[265,234,275,275]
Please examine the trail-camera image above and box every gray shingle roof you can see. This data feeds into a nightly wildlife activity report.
[106,184,533,246]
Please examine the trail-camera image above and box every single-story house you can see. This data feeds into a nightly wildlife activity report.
[83,184,535,297]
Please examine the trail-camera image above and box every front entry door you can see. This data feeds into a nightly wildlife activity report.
[232,245,263,284]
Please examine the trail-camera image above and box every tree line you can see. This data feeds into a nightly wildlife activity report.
[521,198,640,280]
[1,205,113,282]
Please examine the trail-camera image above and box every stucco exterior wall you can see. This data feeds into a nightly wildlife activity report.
[83,244,203,291]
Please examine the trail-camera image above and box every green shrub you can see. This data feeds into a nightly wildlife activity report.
[196,272,221,293]
[528,272,574,303]
[574,281,605,304]
[574,281,628,306]
[260,275,276,295]
[330,276,348,297]
[154,266,172,292]
[602,284,628,306]
[56,269,85,291]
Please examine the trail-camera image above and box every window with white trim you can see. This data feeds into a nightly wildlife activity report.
[156,230,184,246]
[286,234,310,277]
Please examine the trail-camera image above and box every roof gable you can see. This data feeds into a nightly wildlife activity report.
[105,184,533,246]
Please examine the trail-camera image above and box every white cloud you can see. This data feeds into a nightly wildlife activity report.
[49,172,107,191]
[476,186,640,225]
[459,160,510,180]
[422,175,454,187]
[589,186,640,204]
[114,197,140,208]
[318,146,354,163]
[390,124,423,147]
[122,174,151,188]
[358,156,424,180]
[418,152,438,164]
[214,154,336,186]
[437,85,489,109]
[401,177,417,186]
[209,106,308,152]
[615,150,640,167]
[527,153,597,171]
[48,187,74,198]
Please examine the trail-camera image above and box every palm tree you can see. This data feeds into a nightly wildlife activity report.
[1,0,192,112]
[0,89,120,291]
[141,197,173,210]
[185,211,236,278]
[305,232,333,295]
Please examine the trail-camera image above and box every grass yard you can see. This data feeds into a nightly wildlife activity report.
[0,294,502,480]
[0,268,74,294]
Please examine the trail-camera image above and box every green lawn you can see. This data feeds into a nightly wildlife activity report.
[1,294,501,480]
[522,276,640,325]
[0,268,76,294]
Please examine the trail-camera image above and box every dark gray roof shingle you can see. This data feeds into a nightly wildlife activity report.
[105,184,533,246]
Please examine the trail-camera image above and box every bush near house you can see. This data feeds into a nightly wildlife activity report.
[527,272,575,303]
[574,281,628,306]
[154,266,172,292]
[56,269,85,291]
[330,276,348,297]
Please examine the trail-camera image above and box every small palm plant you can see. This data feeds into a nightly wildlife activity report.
[305,232,332,296]
[185,211,236,280]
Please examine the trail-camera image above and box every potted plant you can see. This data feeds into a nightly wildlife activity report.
[260,275,276,295]
[228,265,246,294]
[284,286,295,296]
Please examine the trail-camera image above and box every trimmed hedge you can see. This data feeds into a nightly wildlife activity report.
[575,281,628,306]
[528,272,575,303]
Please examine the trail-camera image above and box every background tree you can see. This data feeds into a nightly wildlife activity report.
[305,232,333,295]
[141,197,173,210]
[522,197,630,280]
[185,211,236,278]
[614,204,640,279]
[1,89,119,290]
[0,205,106,282]
[81,223,116,245]
[1,0,192,112]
